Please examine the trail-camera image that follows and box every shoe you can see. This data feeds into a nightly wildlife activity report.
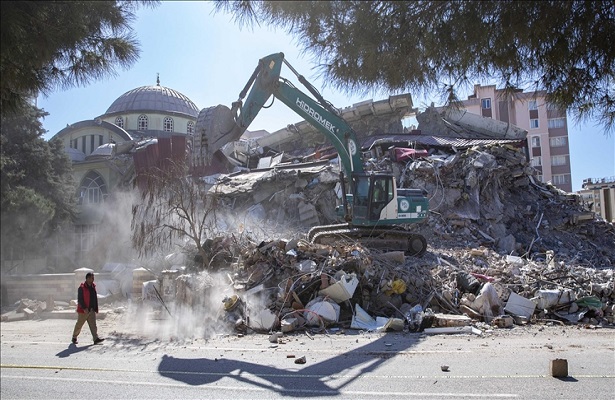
[71,337,78,344]
[93,337,105,345]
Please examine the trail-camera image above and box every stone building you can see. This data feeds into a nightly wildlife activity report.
[49,78,199,267]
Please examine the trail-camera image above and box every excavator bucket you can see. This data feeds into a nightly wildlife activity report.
[194,105,243,165]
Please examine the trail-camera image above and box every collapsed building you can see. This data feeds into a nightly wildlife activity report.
[4,97,613,337]
[137,101,614,335]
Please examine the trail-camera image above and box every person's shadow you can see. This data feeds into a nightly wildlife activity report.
[158,332,423,397]
[56,343,95,358]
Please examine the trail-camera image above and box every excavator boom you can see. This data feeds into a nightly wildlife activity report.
[195,52,429,256]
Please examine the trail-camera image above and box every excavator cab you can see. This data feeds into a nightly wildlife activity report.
[350,174,395,224]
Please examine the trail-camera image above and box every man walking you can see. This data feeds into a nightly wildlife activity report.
[72,272,104,345]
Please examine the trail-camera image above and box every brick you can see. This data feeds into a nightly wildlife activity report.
[550,359,568,378]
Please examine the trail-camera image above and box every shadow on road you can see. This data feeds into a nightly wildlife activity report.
[157,332,424,397]
[55,343,95,358]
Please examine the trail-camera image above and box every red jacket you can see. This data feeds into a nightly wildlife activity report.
[76,282,98,314]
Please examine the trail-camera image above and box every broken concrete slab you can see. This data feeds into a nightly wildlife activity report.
[424,326,483,335]
[505,292,537,319]
[249,309,278,332]
[1,311,27,322]
[433,313,472,327]
[318,272,359,303]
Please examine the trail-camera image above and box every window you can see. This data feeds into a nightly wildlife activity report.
[75,224,98,262]
[187,121,194,135]
[552,174,569,185]
[370,177,393,220]
[530,119,539,129]
[481,98,491,109]
[548,118,565,129]
[163,117,174,132]
[550,136,567,147]
[77,171,108,204]
[138,114,148,131]
[531,156,542,167]
[551,155,567,166]
[531,136,541,147]
[115,116,124,128]
[529,100,538,110]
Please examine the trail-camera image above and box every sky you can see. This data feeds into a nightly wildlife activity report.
[37,1,614,192]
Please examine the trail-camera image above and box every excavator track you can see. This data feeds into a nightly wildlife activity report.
[308,224,427,257]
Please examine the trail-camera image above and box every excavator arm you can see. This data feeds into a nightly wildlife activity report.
[195,52,429,256]
[197,53,363,176]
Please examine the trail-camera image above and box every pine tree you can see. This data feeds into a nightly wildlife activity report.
[0,1,157,117]
[216,1,615,132]
[0,104,76,266]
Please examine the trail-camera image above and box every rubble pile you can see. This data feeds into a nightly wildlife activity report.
[5,143,612,337]
[212,163,342,231]
[188,141,614,334]
[175,232,613,335]
[399,142,615,268]
[6,298,56,318]
[212,141,613,269]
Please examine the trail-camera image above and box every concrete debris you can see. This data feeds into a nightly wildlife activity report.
[318,271,359,302]
[139,223,611,335]
[493,315,514,328]
[504,292,536,320]
[304,297,340,326]
[550,358,569,378]
[1,298,109,321]
[4,142,613,337]
[174,140,614,334]
[423,326,483,335]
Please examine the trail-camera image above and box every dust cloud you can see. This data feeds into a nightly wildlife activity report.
[119,275,279,341]
[112,193,296,341]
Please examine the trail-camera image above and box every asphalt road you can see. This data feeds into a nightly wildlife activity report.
[1,311,614,399]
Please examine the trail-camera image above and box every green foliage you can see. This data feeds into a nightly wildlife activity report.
[216,0,615,133]
[0,0,157,267]
[0,104,76,254]
[0,0,158,117]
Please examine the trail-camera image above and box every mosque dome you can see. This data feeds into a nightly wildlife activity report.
[104,83,199,118]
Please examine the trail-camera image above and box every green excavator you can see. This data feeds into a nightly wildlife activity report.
[195,52,429,256]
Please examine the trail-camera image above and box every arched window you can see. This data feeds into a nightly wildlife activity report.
[115,116,124,128]
[187,121,194,135]
[138,114,148,131]
[77,171,108,204]
[163,117,174,132]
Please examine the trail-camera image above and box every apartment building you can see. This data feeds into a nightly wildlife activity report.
[460,84,572,192]
[579,176,615,222]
